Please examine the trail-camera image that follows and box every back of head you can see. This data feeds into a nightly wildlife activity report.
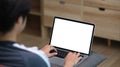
[0,0,30,33]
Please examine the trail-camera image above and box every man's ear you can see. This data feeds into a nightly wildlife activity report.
[12,16,26,34]
[17,16,23,25]
[16,16,27,33]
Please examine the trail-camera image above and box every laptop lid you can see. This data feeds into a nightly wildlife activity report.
[50,17,95,55]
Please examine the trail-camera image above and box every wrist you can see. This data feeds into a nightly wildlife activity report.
[39,50,48,57]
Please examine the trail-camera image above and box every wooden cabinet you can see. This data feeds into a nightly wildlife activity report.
[43,0,83,27]
[83,0,120,44]
[42,0,120,46]
[83,6,120,41]
[25,0,120,46]
[24,0,42,36]
[42,0,84,38]
[84,0,120,11]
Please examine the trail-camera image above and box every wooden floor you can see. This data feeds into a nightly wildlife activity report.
[18,33,120,67]
[93,38,120,67]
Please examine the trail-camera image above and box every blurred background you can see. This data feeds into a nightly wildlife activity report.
[19,0,120,67]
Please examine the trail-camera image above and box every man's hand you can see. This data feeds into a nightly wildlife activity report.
[41,45,57,57]
[64,52,82,67]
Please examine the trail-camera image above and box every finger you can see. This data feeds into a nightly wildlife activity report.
[72,52,77,54]
[69,52,73,54]
[53,47,57,52]
[73,52,78,56]
[74,56,82,65]
[70,52,75,56]
[51,52,58,56]
[76,53,80,57]
[74,53,80,62]
[72,52,77,58]
[49,52,58,57]
[78,56,82,61]
[50,46,57,52]
[66,52,73,57]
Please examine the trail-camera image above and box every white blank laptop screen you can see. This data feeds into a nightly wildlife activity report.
[50,17,94,54]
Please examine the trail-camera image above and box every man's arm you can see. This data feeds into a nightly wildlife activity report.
[41,45,82,67]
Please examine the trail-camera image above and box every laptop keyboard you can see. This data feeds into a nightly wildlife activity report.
[57,49,68,58]
[56,49,84,58]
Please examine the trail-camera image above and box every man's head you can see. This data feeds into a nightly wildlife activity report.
[0,0,30,34]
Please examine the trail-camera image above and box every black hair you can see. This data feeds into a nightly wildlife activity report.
[0,0,30,33]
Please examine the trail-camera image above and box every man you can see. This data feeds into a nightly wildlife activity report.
[0,0,82,67]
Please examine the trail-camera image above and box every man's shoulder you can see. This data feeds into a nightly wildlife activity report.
[18,48,48,67]
[0,41,48,67]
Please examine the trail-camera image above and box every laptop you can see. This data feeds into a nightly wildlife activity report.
[49,16,95,65]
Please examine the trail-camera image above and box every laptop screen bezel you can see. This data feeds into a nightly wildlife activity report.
[49,16,95,55]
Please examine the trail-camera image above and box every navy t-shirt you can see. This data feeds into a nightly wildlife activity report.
[0,41,48,67]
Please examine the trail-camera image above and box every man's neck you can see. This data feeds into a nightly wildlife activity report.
[0,31,18,42]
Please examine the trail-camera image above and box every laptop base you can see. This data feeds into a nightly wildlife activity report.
[50,55,88,67]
